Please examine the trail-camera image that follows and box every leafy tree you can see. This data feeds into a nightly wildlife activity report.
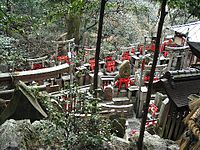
[103,0,159,46]
[168,0,200,19]
[0,35,26,71]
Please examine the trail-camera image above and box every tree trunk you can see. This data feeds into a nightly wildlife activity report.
[67,15,80,44]
[137,0,168,149]
[66,14,81,54]
[93,0,107,94]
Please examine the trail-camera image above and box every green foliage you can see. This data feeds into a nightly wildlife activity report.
[0,0,199,63]
[32,88,111,149]
[32,90,67,128]
[168,0,200,19]
[101,0,159,46]
[31,120,66,149]
[66,113,111,150]
[0,35,26,71]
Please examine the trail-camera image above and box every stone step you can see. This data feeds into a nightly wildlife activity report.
[113,97,130,105]
[98,101,134,117]
[101,103,133,116]
[101,103,133,109]
[100,109,132,118]
[100,109,115,115]
[98,102,114,107]
[98,102,114,111]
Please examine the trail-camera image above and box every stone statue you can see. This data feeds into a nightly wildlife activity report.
[115,60,131,81]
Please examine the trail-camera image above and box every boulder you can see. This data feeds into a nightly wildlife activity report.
[110,136,131,150]
[143,131,179,150]
[0,119,33,150]
[128,131,179,150]
[0,119,66,150]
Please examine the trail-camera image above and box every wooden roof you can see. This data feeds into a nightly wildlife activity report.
[154,70,200,107]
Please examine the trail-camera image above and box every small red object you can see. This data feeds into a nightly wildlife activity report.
[145,120,156,127]
[145,45,151,51]
[132,130,138,135]
[144,76,150,81]
[159,44,165,52]
[131,48,135,54]
[122,51,130,61]
[33,63,42,70]
[164,51,168,57]
[148,103,158,117]
[151,44,155,51]
[106,60,115,72]
[89,59,95,71]
[57,55,69,63]
[144,76,158,82]
[115,77,131,91]
[138,46,143,54]
[163,39,173,46]
[105,56,112,61]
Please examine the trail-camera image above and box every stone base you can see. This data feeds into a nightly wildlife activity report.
[113,89,128,97]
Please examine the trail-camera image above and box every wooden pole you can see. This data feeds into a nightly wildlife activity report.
[137,0,168,149]
[93,0,107,94]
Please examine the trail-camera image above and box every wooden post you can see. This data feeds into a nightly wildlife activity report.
[93,0,107,95]
[137,0,168,149]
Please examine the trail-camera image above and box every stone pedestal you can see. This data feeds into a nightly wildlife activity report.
[128,86,139,100]
[158,98,169,127]
[136,86,147,118]
[128,86,139,112]
[155,92,167,109]
[113,86,127,97]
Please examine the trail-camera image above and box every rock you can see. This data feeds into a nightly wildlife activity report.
[127,130,179,150]
[143,131,179,150]
[0,64,8,73]
[0,119,66,150]
[104,85,113,101]
[124,117,141,141]
[111,136,131,150]
[109,131,179,150]
[101,141,115,150]
[85,73,91,85]
[110,115,126,138]
[0,119,33,150]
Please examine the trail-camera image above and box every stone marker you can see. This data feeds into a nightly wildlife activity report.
[104,85,113,101]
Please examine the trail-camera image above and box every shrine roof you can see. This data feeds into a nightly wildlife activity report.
[154,69,200,107]
[188,41,200,58]
[170,21,200,42]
